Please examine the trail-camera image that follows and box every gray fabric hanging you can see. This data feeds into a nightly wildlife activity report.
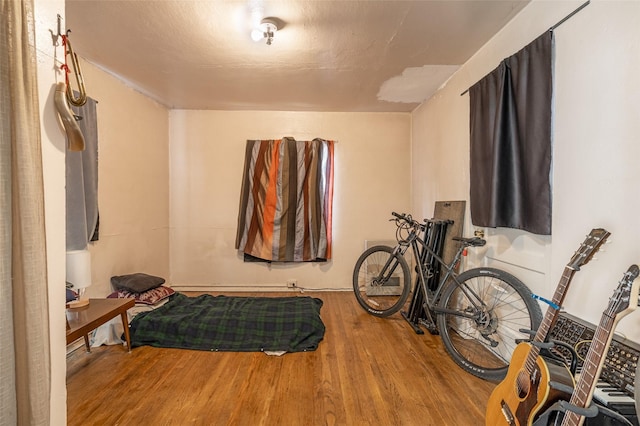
[469,31,553,235]
[66,96,98,250]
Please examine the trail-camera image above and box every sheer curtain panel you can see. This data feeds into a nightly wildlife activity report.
[236,138,334,262]
[1,0,52,423]
[67,97,99,249]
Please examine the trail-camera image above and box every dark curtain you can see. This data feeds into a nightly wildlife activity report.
[469,31,553,235]
[235,137,334,262]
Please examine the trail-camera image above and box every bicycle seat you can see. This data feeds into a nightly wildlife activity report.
[452,236,486,247]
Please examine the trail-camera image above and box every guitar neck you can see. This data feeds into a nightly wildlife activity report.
[524,267,576,371]
[561,313,618,426]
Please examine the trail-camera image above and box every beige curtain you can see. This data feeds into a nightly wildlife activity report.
[1,0,52,424]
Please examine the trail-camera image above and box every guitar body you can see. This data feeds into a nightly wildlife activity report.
[486,343,575,426]
[484,229,610,426]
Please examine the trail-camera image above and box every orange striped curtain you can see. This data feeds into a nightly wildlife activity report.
[235,137,334,262]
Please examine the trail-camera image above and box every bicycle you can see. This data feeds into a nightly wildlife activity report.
[352,212,543,381]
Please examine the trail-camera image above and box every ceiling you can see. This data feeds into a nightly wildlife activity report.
[65,0,530,113]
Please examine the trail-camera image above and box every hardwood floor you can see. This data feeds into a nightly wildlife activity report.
[66,291,495,425]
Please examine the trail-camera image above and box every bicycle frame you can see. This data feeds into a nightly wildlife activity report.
[384,225,488,326]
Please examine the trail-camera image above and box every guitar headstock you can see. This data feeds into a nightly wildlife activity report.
[568,228,611,270]
[608,264,640,317]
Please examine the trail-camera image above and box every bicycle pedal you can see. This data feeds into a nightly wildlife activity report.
[419,320,439,335]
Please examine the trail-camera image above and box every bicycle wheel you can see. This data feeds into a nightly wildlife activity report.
[436,267,542,381]
[352,245,412,317]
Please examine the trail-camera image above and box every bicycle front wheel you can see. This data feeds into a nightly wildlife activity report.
[352,245,411,317]
[436,267,542,381]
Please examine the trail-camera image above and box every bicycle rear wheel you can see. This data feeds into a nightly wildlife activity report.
[436,267,542,381]
[352,245,411,317]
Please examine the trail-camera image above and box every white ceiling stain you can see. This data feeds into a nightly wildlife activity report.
[377,65,461,104]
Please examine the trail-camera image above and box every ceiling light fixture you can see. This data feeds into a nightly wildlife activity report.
[251,18,279,45]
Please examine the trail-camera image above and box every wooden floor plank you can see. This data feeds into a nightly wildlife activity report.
[67,291,494,425]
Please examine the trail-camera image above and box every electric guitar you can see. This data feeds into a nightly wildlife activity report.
[485,229,610,426]
[558,264,640,426]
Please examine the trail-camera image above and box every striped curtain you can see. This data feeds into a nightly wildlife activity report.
[235,137,334,262]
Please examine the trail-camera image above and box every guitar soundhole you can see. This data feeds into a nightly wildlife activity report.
[516,371,531,398]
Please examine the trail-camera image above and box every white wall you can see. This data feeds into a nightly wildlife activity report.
[34,1,66,424]
[169,111,411,290]
[553,0,640,338]
[411,0,640,342]
[78,59,170,298]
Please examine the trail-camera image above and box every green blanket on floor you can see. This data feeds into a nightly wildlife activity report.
[130,293,325,352]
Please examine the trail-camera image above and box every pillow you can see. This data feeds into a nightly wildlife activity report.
[110,273,165,293]
[66,288,78,303]
[107,285,175,305]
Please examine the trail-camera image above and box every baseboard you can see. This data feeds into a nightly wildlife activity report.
[171,285,352,293]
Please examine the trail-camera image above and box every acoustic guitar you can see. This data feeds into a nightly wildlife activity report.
[558,264,640,426]
[485,229,610,426]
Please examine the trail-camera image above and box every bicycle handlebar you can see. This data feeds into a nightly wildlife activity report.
[391,211,425,232]
[391,211,486,247]
[391,211,416,223]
